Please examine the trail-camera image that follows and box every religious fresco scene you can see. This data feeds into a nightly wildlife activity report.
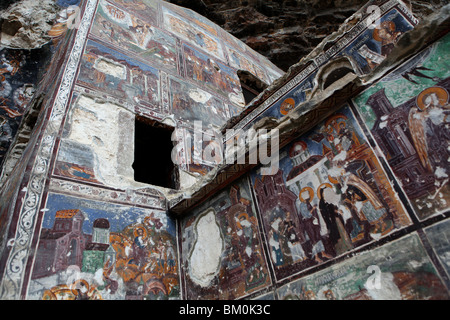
[0,0,449,301]
[352,32,450,220]
[163,0,219,38]
[84,0,282,179]
[103,0,159,26]
[90,0,178,73]
[276,234,449,300]
[162,4,225,62]
[343,8,416,75]
[180,177,272,300]
[28,193,179,300]
[250,105,411,281]
[169,77,231,127]
[78,39,161,110]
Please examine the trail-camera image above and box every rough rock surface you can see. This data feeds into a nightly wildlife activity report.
[168,0,448,71]
[0,0,59,49]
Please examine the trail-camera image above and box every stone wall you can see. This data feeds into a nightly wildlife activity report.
[0,0,448,301]
[175,1,450,300]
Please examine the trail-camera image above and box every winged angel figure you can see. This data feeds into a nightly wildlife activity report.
[408,87,450,176]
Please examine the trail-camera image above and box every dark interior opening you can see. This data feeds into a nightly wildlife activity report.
[237,70,268,105]
[1,19,22,37]
[241,83,259,105]
[133,116,178,189]
[323,67,353,89]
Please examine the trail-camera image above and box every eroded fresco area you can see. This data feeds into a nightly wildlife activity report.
[353,32,450,220]
[90,0,178,73]
[276,234,449,300]
[250,105,410,281]
[0,0,85,169]
[0,47,47,166]
[173,126,224,176]
[0,0,283,299]
[28,193,179,300]
[180,177,272,299]
[78,39,162,111]
[179,97,449,300]
[64,0,283,190]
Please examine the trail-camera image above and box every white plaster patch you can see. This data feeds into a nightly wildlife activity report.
[435,167,448,179]
[66,95,141,189]
[271,217,281,231]
[189,209,223,288]
[323,187,340,205]
[428,107,445,125]
[229,91,245,107]
[178,170,200,189]
[94,58,127,79]
[188,88,211,103]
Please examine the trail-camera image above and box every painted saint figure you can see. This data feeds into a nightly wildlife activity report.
[268,218,284,267]
[408,86,450,178]
[131,227,148,268]
[373,20,402,57]
[166,240,176,273]
[281,212,306,262]
[156,238,166,273]
[357,20,402,70]
[298,187,332,263]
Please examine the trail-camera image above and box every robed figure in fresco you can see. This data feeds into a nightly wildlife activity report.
[131,227,149,268]
[408,86,450,177]
[318,187,342,256]
[298,187,332,263]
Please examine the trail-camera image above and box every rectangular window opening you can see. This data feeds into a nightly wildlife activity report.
[237,70,268,105]
[133,116,178,190]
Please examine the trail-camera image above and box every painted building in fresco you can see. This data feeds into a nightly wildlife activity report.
[0,0,449,301]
